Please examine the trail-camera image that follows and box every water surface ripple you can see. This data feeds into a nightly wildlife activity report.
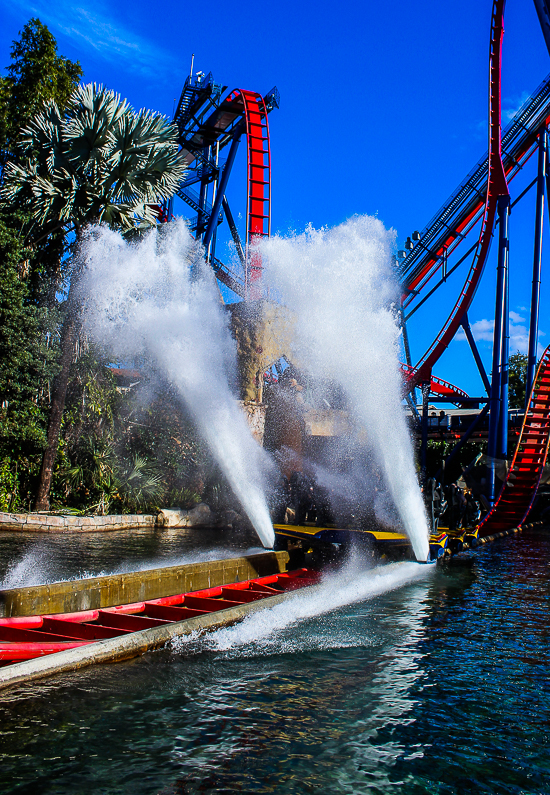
[1,528,549,793]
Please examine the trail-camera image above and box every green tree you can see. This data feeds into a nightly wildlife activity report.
[1,82,185,510]
[0,209,59,509]
[0,18,82,163]
[0,20,81,509]
[3,82,185,236]
[509,351,528,409]
[0,19,81,311]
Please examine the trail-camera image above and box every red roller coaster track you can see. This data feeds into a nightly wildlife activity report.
[0,569,319,664]
[226,89,272,296]
[400,364,470,405]
[405,0,509,390]
[404,0,550,534]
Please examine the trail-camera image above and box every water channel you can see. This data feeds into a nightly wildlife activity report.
[0,527,549,794]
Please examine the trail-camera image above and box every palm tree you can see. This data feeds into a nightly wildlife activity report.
[1,82,186,510]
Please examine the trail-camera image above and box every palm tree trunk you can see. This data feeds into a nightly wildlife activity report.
[34,312,78,511]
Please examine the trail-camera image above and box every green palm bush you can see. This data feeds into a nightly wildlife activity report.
[59,437,163,515]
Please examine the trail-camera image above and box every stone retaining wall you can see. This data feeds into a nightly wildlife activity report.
[0,512,156,533]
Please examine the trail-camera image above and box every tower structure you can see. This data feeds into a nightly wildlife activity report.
[172,71,279,299]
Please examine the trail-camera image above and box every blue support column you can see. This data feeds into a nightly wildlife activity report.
[405,392,421,425]
[221,196,246,264]
[196,147,210,240]
[209,142,220,262]
[203,134,242,251]
[498,240,510,460]
[545,129,550,220]
[526,128,546,403]
[399,309,418,405]
[487,195,511,503]
[420,380,431,487]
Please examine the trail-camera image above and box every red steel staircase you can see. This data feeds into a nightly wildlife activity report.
[478,345,550,536]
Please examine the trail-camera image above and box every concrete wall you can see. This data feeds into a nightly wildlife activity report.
[0,550,290,618]
[0,512,156,533]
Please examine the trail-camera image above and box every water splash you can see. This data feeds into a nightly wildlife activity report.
[172,560,433,657]
[78,221,275,548]
[0,543,56,589]
[261,216,430,561]
[0,545,266,589]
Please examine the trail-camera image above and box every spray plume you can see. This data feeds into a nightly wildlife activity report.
[172,560,433,656]
[261,216,430,561]
[77,221,275,548]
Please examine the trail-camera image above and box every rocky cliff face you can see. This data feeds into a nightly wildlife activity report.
[228,300,295,403]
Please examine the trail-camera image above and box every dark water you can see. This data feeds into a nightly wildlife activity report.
[1,529,550,794]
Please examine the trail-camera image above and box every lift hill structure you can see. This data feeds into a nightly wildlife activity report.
[170,71,278,299]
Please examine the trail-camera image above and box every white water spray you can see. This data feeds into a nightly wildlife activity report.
[172,560,433,656]
[261,216,430,561]
[78,221,275,548]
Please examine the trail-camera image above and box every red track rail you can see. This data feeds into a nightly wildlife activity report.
[477,345,550,535]
[227,89,272,297]
[0,569,319,664]
[400,364,470,404]
[405,0,509,390]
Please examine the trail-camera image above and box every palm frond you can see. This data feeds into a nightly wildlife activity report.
[2,82,187,234]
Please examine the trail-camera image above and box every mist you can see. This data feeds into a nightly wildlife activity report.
[260,216,430,561]
[77,220,275,548]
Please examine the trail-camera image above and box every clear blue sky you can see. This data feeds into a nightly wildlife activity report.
[1,0,550,397]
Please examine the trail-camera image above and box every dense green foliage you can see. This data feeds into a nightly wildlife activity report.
[55,361,213,515]
[0,19,208,515]
[509,351,528,409]
[0,18,82,164]
[425,438,488,486]
[0,209,59,509]
[0,19,82,509]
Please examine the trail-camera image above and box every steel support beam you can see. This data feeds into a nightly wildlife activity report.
[461,313,491,394]
[526,128,547,402]
[405,392,421,425]
[498,230,510,461]
[208,142,220,262]
[196,146,210,239]
[399,309,413,368]
[420,380,431,487]
[202,134,242,251]
[399,309,418,405]
[487,195,511,503]
[221,196,246,265]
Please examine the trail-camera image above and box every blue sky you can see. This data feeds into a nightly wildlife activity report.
[1,0,550,398]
